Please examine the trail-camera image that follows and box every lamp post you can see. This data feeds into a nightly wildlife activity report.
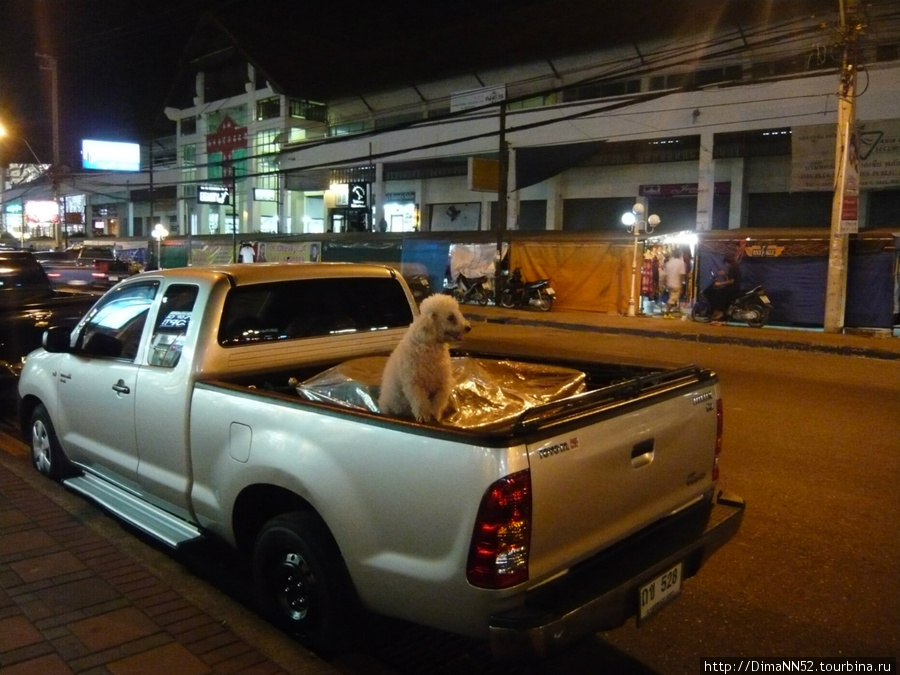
[621,202,660,317]
[152,223,168,269]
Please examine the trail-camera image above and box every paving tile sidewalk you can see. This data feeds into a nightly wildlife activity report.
[0,447,338,675]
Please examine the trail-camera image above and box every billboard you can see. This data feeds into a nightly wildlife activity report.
[81,140,141,171]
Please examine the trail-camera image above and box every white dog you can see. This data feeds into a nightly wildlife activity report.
[378,294,471,422]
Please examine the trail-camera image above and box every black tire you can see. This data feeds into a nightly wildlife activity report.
[745,301,771,328]
[29,404,78,481]
[476,287,490,305]
[691,299,712,323]
[252,512,358,655]
[536,292,553,312]
[499,289,516,308]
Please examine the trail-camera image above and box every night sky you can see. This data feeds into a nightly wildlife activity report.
[0,0,843,170]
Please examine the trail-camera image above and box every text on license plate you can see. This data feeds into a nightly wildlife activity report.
[638,562,682,623]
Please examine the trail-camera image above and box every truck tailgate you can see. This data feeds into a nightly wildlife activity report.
[525,374,720,582]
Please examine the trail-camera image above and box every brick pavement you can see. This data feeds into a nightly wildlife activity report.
[0,446,339,675]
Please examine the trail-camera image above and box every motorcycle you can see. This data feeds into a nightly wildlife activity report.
[691,273,773,328]
[498,268,555,312]
[447,273,490,305]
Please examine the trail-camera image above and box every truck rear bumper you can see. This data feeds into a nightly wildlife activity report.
[488,490,745,660]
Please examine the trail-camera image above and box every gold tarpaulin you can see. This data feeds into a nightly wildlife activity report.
[509,240,634,314]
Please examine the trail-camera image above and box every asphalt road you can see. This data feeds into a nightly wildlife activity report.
[3,321,898,674]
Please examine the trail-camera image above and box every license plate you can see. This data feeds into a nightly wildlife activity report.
[759,294,770,303]
[109,275,119,281]
[546,288,556,296]
[638,562,682,623]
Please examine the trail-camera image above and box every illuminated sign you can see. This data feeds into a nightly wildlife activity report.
[349,182,367,209]
[81,140,141,171]
[198,185,230,205]
[253,188,277,202]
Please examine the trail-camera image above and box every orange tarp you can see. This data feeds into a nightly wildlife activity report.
[509,241,635,314]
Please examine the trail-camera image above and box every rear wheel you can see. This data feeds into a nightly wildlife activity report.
[469,288,486,305]
[29,404,78,481]
[252,512,358,655]
[745,301,771,328]
[477,286,490,305]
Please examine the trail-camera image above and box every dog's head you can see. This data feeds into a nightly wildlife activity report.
[416,294,471,344]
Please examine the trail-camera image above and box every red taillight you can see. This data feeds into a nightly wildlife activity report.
[713,398,723,481]
[467,469,532,589]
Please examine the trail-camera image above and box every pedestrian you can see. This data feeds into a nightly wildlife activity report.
[239,241,255,263]
[661,249,686,318]
[705,251,742,321]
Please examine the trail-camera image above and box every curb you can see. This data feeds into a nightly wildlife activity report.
[464,311,900,361]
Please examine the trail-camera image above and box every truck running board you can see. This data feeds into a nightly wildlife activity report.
[63,473,202,548]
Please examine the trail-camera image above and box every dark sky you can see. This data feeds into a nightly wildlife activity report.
[0,0,844,170]
[0,0,242,167]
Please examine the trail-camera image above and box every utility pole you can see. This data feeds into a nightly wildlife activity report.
[495,102,508,303]
[37,53,62,249]
[823,0,863,333]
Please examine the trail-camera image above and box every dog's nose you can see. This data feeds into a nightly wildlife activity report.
[464,323,472,333]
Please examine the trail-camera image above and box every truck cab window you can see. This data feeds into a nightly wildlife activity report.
[78,281,160,360]
[149,284,199,368]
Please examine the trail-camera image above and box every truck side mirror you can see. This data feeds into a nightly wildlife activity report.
[43,325,75,353]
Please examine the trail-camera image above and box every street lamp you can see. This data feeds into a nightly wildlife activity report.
[622,202,660,317]
[0,122,53,243]
[152,223,168,269]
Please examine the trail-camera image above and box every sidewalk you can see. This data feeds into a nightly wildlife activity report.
[461,305,900,361]
[0,432,341,675]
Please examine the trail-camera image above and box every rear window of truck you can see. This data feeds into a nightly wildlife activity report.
[218,276,414,346]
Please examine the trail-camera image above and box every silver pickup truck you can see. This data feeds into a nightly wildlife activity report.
[17,262,743,659]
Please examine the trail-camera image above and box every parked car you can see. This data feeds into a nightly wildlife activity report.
[34,245,136,290]
[0,249,97,391]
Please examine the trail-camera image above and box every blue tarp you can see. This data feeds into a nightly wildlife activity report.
[696,250,896,328]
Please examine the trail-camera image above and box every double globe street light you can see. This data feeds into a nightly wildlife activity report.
[622,202,660,317]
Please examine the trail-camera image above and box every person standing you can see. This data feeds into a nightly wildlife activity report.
[661,249,686,318]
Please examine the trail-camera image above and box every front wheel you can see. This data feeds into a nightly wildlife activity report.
[476,286,490,305]
[536,291,554,312]
[499,289,517,308]
[29,404,78,481]
[252,512,358,655]
[691,298,712,323]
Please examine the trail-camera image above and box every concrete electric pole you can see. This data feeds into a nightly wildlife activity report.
[823,0,864,333]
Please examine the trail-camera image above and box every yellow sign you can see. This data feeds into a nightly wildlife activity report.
[468,157,499,192]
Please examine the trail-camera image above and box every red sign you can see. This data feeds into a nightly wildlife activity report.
[206,116,248,179]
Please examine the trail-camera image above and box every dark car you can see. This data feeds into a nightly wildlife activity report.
[0,250,97,390]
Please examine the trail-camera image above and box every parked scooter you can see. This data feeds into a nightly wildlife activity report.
[498,268,555,312]
[447,273,490,305]
[691,272,773,327]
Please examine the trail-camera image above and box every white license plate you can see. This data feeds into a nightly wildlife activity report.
[638,562,682,623]
[546,288,556,296]
[109,275,119,281]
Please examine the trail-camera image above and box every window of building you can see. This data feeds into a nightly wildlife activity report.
[181,117,197,135]
[257,96,281,120]
[288,99,327,122]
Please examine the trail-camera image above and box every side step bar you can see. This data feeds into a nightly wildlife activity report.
[64,473,202,548]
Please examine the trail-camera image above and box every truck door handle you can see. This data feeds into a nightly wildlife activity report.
[631,439,655,468]
[112,379,131,395]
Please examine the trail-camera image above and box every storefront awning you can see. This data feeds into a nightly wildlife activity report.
[515,141,606,190]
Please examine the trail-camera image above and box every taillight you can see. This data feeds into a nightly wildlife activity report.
[713,398,723,481]
[467,469,532,589]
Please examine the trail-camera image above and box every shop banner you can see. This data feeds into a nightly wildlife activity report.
[791,118,900,191]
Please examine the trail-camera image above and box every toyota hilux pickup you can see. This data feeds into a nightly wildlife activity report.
[17,262,744,659]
